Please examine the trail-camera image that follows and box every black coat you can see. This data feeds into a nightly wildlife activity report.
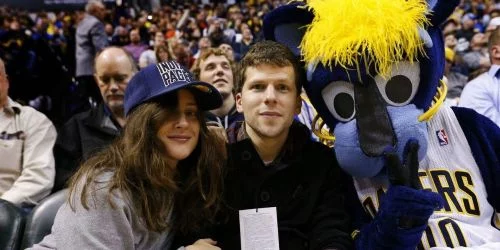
[216,122,353,250]
[52,104,121,191]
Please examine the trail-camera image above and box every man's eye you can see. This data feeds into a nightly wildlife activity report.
[222,63,230,69]
[114,76,126,83]
[251,84,265,90]
[277,85,289,92]
[100,77,110,84]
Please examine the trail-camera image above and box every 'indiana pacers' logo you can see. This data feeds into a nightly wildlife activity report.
[156,61,194,87]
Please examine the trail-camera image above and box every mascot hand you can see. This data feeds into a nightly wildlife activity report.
[384,139,444,229]
[355,140,444,249]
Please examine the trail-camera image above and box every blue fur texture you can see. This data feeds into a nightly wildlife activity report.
[335,105,428,177]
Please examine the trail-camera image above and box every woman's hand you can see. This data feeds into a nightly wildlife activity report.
[185,238,221,250]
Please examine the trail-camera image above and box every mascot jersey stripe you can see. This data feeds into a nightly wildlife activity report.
[354,106,500,249]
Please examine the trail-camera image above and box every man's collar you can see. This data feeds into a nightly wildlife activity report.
[488,64,500,78]
[2,97,20,116]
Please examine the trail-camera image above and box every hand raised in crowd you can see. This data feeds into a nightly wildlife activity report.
[186,238,221,250]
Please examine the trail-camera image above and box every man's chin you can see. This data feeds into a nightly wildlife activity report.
[107,103,124,113]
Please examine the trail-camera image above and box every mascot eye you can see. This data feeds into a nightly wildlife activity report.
[321,81,355,122]
[374,61,420,106]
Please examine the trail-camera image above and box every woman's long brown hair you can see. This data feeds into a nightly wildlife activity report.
[68,92,227,233]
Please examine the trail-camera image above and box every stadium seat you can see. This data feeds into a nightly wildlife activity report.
[0,199,25,250]
[21,189,68,249]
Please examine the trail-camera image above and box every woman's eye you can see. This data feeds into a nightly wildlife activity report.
[321,81,355,122]
[374,61,420,106]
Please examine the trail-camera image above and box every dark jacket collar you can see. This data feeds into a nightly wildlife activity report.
[228,120,312,166]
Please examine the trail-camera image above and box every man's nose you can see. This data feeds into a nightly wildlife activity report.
[109,80,120,92]
[264,86,277,103]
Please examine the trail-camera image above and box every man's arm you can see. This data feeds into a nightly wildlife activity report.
[1,109,57,205]
[307,147,353,250]
[90,22,108,53]
[459,79,500,126]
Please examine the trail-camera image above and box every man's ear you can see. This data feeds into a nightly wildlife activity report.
[235,92,243,113]
[295,95,302,116]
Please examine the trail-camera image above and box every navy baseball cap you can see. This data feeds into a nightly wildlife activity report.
[124,61,223,115]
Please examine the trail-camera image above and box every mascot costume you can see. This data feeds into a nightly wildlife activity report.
[263,0,500,249]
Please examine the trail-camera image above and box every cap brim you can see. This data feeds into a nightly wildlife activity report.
[146,80,223,111]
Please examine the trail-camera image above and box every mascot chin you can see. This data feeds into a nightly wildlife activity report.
[264,0,500,249]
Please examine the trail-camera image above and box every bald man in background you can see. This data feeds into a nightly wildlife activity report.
[53,47,137,191]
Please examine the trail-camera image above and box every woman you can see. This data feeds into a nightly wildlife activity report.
[156,43,173,63]
[31,61,225,250]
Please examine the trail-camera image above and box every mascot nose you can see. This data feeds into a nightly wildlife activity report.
[354,78,396,156]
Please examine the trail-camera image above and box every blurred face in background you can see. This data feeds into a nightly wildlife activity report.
[154,31,165,46]
[105,23,113,36]
[218,43,234,60]
[445,34,458,50]
[130,29,141,44]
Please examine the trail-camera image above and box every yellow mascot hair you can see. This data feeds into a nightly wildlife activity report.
[300,0,429,77]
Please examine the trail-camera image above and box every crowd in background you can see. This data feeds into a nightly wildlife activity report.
[0,0,499,124]
[0,0,283,126]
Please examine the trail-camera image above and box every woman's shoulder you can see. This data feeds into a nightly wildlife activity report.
[69,170,128,211]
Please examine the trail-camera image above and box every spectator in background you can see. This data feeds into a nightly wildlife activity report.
[444,47,468,106]
[232,26,254,61]
[457,13,479,41]
[463,32,490,73]
[460,27,500,127]
[104,23,114,44]
[139,31,165,69]
[123,28,148,64]
[0,57,57,207]
[75,0,108,109]
[192,48,243,130]
[53,47,137,192]
[111,26,130,46]
[193,36,212,59]
[217,43,235,61]
[155,44,173,63]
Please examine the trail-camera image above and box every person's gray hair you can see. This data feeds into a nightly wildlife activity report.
[85,0,104,14]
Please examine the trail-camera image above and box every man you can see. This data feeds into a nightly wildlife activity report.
[75,0,108,109]
[218,43,235,61]
[0,57,57,207]
[215,41,352,249]
[444,47,468,105]
[192,48,243,130]
[123,28,148,64]
[462,32,490,73]
[53,47,137,191]
[460,27,500,127]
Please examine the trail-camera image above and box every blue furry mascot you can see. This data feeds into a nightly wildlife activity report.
[264,0,500,249]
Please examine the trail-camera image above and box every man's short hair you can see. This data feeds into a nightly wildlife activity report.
[191,48,235,79]
[85,0,104,14]
[94,47,138,73]
[489,26,500,52]
[235,40,304,96]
